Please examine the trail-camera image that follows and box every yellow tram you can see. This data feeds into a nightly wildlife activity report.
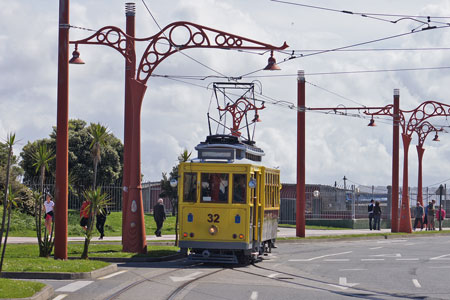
[177,134,281,264]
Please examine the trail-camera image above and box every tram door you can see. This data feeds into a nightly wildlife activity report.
[251,172,261,246]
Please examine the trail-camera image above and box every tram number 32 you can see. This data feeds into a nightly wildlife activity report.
[207,213,220,223]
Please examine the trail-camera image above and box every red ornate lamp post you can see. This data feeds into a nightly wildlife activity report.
[55,3,287,257]
[414,121,442,206]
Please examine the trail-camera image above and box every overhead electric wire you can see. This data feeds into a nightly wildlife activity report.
[270,0,450,23]
[141,0,229,78]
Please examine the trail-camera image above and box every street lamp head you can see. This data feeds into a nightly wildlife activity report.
[263,50,281,70]
[69,45,85,64]
[367,117,376,127]
[432,132,440,141]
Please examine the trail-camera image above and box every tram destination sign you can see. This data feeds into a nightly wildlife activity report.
[198,148,236,160]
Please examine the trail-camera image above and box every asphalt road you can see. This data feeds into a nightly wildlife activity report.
[34,235,450,300]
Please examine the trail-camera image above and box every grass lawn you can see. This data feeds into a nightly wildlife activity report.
[7,209,177,237]
[0,278,46,299]
[279,224,352,230]
[2,243,179,272]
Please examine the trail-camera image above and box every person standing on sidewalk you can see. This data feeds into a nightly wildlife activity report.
[427,200,436,230]
[368,199,374,230]
[373,201,382,230]
[153,198,166,237]
[43,194,54,233]
[413,203,424,231]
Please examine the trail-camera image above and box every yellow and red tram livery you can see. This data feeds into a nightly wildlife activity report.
[178,135,281,264]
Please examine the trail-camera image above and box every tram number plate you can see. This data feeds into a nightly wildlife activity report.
[207,213,220,223]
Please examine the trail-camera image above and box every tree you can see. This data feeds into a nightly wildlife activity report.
[0,133,15,272]
[88,123,109,188]
[80,187,110,259]
[20,119,123,186]
[0,185,19,272]
[31,143,55,257]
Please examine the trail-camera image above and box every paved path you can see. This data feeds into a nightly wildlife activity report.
[6,227,436,244]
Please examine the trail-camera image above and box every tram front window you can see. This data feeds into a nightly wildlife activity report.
[183,173,197,202]
[232,174,247,203]
[201,173,228,203]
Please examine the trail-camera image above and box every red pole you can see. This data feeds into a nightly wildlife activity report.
[122,79,147,253]
[399,133,412,233]
[122,2,136,245]
[54,0,70,259]
[391,89,400,233]
[416,146,425,206]
[296,70,306,237]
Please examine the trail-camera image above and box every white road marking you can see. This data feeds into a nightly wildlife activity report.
[396,258,419,261]
[53,295,68,300]
[429,266,450,269]
[55,281,93,292]
[412,279,421,288]
[370,247,383,250]
[328,284,349,290]
[430,254,450,260]
[404,243,415,246]
[170,271,203,282]
[370,253,401,258]
[361,258,385,261]
[324,259,350,262]
[339,268,367,271]
[267,273,280,278]
[289,251,352,262]
[98,270,128,280]
[250,291,258,300]
[339,277,359,287]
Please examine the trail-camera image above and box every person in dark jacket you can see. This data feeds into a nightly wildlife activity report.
[373,201,382,230]
[368,199,374,230]
[413,203,424,231]
[153,198,166,237]
[96,206,109,240]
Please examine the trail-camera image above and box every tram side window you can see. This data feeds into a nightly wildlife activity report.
[232,174,247,204]
[201,173,229,203]
[183,173,197,202]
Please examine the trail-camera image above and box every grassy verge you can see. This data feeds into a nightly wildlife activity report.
[279,224,352,230]
[0,278,45,299]
[8,209,177,237]
[2,243,179,272]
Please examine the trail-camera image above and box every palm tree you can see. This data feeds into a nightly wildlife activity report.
[81,187,110,259]
[88,123,109,188]
[0,185,19,272]
[31,143,55,257]
[0,133,15,272]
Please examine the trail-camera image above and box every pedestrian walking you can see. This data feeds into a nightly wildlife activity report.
[80,199,91,231]
[153,198,166,237]
[373,200,382,230]
[96,205,109,240]
[427,200,436,230]
[43,193,54,233]
[413,203,424,231]
[368,199,374,230]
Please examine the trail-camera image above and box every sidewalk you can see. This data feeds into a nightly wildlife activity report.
[6,227,430,244]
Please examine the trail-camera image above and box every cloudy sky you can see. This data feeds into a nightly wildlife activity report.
[2,0,450,191]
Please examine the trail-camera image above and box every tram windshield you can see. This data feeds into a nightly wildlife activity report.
[183,173,197,202]
[201,173,229,203]
[232,174,247,203]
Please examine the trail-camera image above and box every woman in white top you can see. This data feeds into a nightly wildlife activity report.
[44,194,54,233]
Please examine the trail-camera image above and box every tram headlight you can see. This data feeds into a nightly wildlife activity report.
[239,234,244,239]
[208,225,218,235]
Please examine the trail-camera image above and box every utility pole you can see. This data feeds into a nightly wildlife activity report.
[343,176,347,193]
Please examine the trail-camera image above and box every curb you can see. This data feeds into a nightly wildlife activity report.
[0,264,117,280]
[83,252,186,263]
[277,231,450,243]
